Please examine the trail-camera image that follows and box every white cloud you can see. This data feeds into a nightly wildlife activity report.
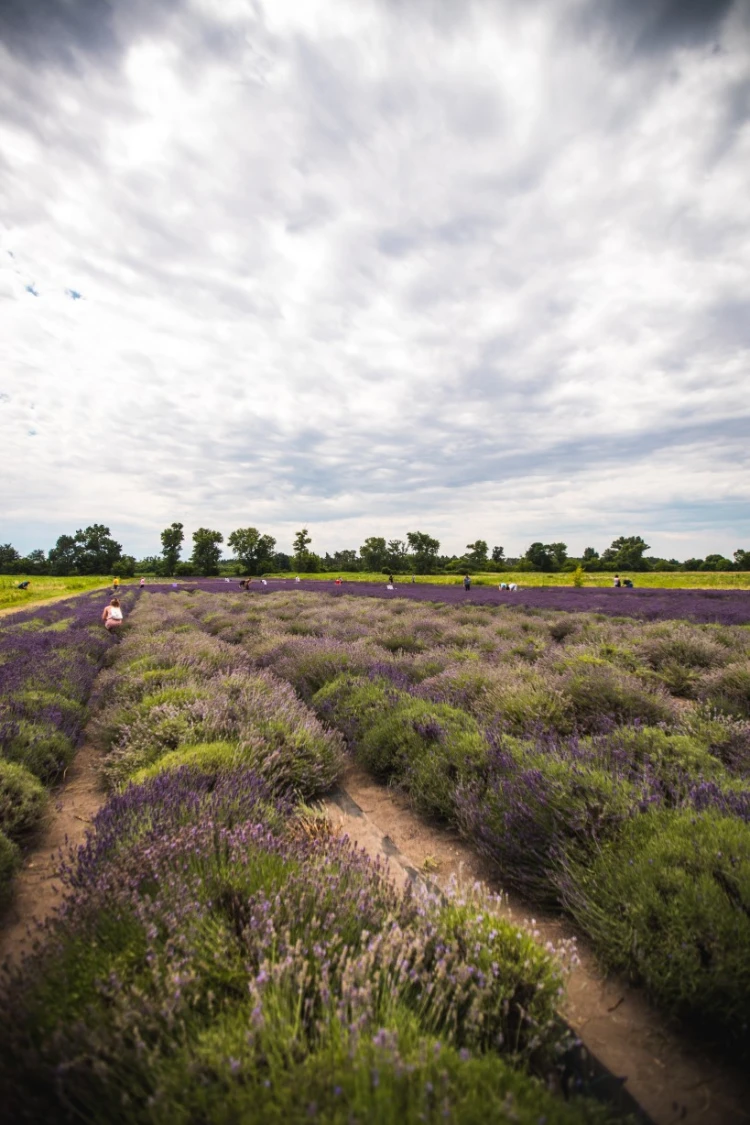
[0,0,748,560]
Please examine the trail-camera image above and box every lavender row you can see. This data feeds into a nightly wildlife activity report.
[158,576,750,625]
[87,594,344,799]
[0,588,138,904]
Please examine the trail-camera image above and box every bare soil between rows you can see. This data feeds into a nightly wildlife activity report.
[0,743,104,966]
[2,745,749,1125]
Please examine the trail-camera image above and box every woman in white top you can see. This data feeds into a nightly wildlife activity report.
[102,598,124,634]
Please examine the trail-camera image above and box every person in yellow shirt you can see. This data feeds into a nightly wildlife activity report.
[113,575,120,592]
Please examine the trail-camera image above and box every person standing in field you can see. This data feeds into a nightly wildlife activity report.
[112,575,120,592]
[102,597,123,638]
[613,574,621,588]
[139,577,145,589]
[463,573,471,591]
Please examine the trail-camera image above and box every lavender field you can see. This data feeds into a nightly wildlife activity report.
[156,577,750,626]
[1,583,749,1121]
[0,589,616,1124]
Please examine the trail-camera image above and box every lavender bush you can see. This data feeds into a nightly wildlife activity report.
[559,808,750,1057]
[90,597,344,798]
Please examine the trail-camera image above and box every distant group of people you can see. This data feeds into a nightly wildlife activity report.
[613,575,634,588]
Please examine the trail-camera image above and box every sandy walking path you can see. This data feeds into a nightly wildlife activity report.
[0,743,106,967]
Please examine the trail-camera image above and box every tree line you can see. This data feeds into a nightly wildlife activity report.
[1,525,749,577]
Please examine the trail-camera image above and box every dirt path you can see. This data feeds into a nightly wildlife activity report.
[0,743,106,967]
[323,763,750,1125]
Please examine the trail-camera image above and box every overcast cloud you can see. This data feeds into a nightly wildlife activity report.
[1,0,749,560]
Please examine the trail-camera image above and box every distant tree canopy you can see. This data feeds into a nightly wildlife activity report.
[46,525,123,576]
[359,536,388,572]
[160,522,184,576]
[227,527,277,575]
[1,525,748,576]
[600,536,650,572]
[191,528,223,576]
[465,540,489,566]
[406,531,440,573]
[292,528,320,573]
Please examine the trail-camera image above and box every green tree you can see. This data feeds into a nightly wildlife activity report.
[465,540,489,567]
[74,525,123,574]
[292,528,318,572]
[191,528,223,576]
[491,545,505,565]
[406,531,440,574]
[112,555,136,578]
[293,529,311,556]
[386,539,409,572]
[734,549,750,571]
[25,549,49,574]
[272,552,291,572]
[600,536,651,572]
[227,527,277,575]
[360,536,388,572]
[582,547,599,569]
[547,542,568,569]
[135,556,163,575]
[330,549,359,571]
[160,522,184,577]
[524,542,554,571]
[700,554,733,571]
[0,544,20,573]
[48,534,79,576]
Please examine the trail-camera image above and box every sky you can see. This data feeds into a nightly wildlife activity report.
[1,0,749,563]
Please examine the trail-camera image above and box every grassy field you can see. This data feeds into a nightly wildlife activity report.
[265,570,750,589]
[0,575,114,613]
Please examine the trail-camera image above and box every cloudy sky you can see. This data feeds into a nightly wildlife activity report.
[1,0,749,562]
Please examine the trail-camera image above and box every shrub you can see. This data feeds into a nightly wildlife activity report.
[3,720,75,781]
[683,710,750,776]
[699,662,750,720]
[654,660,699,698]
[358,699,487,819]
[0,760,47,839]
[153,1036,614,1125]
[456,739,636,905]
[311,675,406,743]
[549,619,577,642]
[590,726,727,793]
[639,628,730,672]
[0,829,20,908]
[256,638,376,701]
[563,664,674,732]
[561,809,750,1053]
[129,741,245,784]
